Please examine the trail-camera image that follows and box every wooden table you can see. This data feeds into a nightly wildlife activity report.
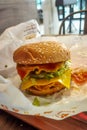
[0,109,87,130]
[0,110,37,130]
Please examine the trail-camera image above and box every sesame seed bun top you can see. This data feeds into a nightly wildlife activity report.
[13,41,70,64]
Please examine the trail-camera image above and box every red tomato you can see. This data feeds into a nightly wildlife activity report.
[17,68,26,79]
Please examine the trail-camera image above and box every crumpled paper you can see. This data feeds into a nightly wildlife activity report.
[0,21,87,120]
[0,19,41,77]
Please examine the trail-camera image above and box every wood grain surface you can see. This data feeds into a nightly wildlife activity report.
[0,109,87,130]
[0,110,38,130]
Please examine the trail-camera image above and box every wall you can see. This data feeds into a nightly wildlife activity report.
[0,0,38,34]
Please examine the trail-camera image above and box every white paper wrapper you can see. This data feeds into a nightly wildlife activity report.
[0,23,87,120]
[0,19,41,77]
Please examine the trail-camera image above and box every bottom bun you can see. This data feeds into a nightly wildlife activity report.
[25,82,65,96]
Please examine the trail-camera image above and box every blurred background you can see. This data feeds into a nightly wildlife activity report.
[0,0,87,35]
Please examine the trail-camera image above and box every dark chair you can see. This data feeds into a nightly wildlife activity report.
[59,9,87,35]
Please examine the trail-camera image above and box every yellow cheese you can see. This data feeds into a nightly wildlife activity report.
[58,69,71,89]
[21,69,71,90]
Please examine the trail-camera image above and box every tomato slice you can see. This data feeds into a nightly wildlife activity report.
[17,68,26,79]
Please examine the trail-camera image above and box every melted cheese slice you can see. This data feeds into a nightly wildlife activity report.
[21,69,71,90]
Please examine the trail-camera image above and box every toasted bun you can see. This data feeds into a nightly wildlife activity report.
[13,41,70,64]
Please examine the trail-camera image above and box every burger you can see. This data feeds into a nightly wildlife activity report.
[13,41,71,96]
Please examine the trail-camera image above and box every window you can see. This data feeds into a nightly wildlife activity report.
[36,0,45,10]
